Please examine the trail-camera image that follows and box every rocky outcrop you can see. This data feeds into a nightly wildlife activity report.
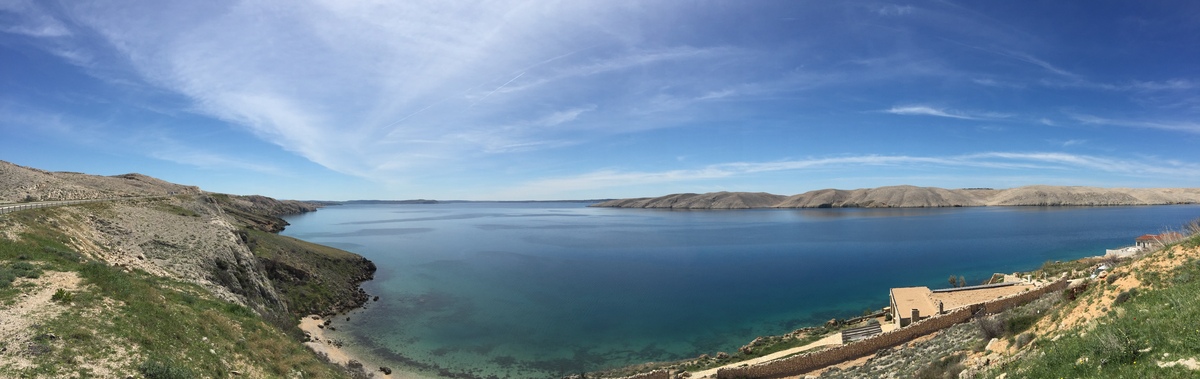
[205,193,320,233]
[593,186,1200,209]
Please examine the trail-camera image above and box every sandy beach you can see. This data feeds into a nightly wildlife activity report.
[300,315,398,378]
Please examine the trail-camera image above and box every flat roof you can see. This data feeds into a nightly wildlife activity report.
[931,284,1034,310]
[890,286,937,318]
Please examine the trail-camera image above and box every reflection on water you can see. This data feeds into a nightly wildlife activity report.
[787,207,975,219]
[283,203,1200,378]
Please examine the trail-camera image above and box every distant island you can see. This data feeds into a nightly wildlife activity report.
[342,199,440,205]
[312,199,612,205]
[592,185,1200,209]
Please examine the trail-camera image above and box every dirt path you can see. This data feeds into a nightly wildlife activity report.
[0,271,83,370]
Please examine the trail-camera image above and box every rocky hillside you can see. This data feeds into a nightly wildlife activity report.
[592,186,1200,209]
[0,160,202,202]
[984,185,1200,206]
[0,164,374,377]
[773,185,987,208]
[594,191,786,209]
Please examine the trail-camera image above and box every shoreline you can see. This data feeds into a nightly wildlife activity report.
[300,314,400,378]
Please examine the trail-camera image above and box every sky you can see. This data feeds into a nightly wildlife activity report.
[2,1,1199,200]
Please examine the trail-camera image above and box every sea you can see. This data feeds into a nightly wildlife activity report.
[281,202,1200,379]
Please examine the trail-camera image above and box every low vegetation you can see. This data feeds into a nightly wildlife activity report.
[238,228,375,330]
[986,230,1200,378]
[0,203,363,378]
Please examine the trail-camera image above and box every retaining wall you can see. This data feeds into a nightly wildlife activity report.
[716,275,1069,379]
[980,277,1068,315]
[607,369,669,379]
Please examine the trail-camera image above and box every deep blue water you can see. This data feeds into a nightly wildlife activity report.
[281,203,1200,378]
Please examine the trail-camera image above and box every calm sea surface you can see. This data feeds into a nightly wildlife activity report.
[282,203,1200,378]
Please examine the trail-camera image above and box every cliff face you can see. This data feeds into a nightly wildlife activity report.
[594,186,1200,209]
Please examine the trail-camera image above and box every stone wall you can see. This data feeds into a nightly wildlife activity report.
[607,369,669,379]
[981,277,1069,315]
[715,275,1069,379]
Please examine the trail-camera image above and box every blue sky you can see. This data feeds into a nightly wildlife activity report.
[2,1,1199,200]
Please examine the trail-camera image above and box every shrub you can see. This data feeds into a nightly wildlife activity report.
[139,357,195,379]
[1014,332,1035,349]
[978,316,1006,340]
[914,353,966,379]
[51,288,74,303]
[1106,271,1124,285]
[1113,288,1137,306]
[1005,314,1038,335]
[11,261,41,279]
[1090,327,1142,366]
[0,270,14,288]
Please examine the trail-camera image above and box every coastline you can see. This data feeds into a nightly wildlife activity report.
[279,202,1199,379]
[301,314,401,378]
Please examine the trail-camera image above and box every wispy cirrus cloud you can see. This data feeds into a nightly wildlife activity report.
[0,0,72,38]
[1072,114,1200,134]
[147,147,284,175]
[501,152,1200,197]
[885,105,1011,120]
[26,2,786,179]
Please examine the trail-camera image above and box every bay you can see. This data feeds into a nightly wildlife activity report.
[282,203,1200,378]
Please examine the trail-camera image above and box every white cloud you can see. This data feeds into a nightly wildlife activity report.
[500,152,1200,197]
[1002,50,1079,79]
[0,0,72,38]
[1129,79,1196,91]
[39,1,780,180]
[148,147,283,175]
[1072,114,1200,134]
[875,5,915,16]
[971,77,1024,88]
[535,105,597,127]
[885,105,1009,120]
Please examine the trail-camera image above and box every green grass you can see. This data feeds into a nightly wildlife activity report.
[155,202,201,218]
[0,207,355,378]
[992,255,1200,377]
[239,228,374,319]
[1037,258,1101,279]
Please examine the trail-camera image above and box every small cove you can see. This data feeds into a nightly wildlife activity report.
[282,203,1200,378]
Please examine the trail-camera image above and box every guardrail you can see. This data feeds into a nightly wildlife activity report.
[0,196,163,216]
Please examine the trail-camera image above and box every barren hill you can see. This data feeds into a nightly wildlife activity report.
[983,185,1200,206]
[774,185,987,208]
[592,191,787,209]
[594,185,1200,209]
[0,160,201,202]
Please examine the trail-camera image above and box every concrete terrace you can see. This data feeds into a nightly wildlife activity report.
[890,281,1037,327]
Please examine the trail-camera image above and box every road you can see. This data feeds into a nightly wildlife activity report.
[0,197,162,215]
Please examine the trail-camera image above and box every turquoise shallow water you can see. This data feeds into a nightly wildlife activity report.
[282,203,1200,378]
